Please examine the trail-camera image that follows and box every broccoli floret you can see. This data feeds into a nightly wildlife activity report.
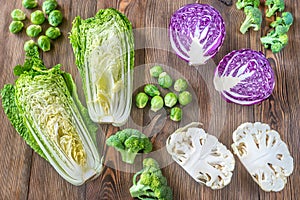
[236,0,260,10]
[261,31,288,53]
[240,6,262,34]
[130,158,173,200]
[106,129,152,164]
[270,12,293,28]
[265,0,285,17]
[261,12,293,53]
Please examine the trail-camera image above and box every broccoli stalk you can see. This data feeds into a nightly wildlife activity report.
[130,158,173,200]
[236,0,260,10]
[261,12,293,53]
[240,6,262,34]
[106,129,152,164]
[265,0,285,17]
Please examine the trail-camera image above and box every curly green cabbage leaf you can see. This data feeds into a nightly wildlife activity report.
[69,8,134,126]
[1,47,102,186]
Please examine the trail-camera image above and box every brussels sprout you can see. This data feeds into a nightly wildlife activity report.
[38,35,51,52]
[42,0,58,14]
[178,91,192,106]
[9,21,24,34]
[158,72,173,89]
[26,25,42,37]
[150,65,163,78]
[45,27,61,39]
[170,107,182,122]
[164,92,177,108]
[24,40,37,52]
[151,96,164,112]
[144,84,160,97]
[174,78,188,92]
[22,0,38,9]
[48,10,63,26]
[31,10,45,25]
[135,92,149,109]
[11,9,26,21]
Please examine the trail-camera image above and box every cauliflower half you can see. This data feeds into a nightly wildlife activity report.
[232,122,294,192]
[166,122,235,189]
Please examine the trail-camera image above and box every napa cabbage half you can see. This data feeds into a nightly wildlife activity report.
[69,8,134,126]
[0,47,102,186]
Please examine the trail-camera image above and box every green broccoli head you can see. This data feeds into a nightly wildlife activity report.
[106,129,152,164]
[261,32,288,53]
[270,12,294,28]
[236,0,260,10]
[240,6,262,34]
[130,158,173,200]
[265,0,285,17]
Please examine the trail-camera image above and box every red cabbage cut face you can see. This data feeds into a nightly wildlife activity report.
[213,49,275,105]
[169,3,225,66]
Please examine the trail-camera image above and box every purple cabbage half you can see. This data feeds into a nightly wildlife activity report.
[169,3,226,66]
[213,49,275,105]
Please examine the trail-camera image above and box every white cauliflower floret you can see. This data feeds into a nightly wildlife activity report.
[232,122,294,192]
[166,122,235,189]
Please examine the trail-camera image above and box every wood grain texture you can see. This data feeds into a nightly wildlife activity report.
[0,0,299,200]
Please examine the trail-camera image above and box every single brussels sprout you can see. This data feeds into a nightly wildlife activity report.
[164,92,177,108]
[11,9,26,21]
[170,107,182,122]
[48,10,63,26]
[144,84,160,97]
[158,72,173,89]
[151,96,164,112]
[150,65,163,78]
[22,0,38,9]
[178,91,192,106]
[174,78,188,92]
[135,92,149,109]
[42,0,58,14]
[9,21,24,34]
[45,27,61,39]
[38,35,51,52]
[26,25,42,37]
[31,10,45,25]
[24,40,37,52]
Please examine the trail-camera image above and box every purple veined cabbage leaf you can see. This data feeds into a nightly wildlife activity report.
[169,3,226,66]
[213,49,275,105]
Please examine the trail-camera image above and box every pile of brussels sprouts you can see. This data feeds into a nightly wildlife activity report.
[9,0,63,52]
[135,65,192,122]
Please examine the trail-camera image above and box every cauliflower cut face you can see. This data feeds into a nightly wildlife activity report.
[232,122,294,192]
[166,122,235,189]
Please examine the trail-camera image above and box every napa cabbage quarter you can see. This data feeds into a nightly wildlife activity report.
[1,47,102,186]
[70,8,134,126]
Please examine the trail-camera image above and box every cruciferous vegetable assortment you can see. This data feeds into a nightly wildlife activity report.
[1,0,295,199]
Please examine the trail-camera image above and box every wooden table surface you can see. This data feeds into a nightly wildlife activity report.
[0,0,299,199]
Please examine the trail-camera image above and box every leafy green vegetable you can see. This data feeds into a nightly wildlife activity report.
[106,129,152,164]
[1,46,102,186]
[37,35,51,51]
[11,9,26,21]
[45,27,61,39]
[130,158,173,200]
[31,10,45,25]
[48,10,63,26]
[9,21,24,33]
[42,0,58,14]
[26,24,42,37]
[69,8,134,126]
[22,0,37,9]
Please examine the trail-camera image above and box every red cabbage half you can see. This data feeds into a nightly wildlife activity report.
[213,49,275,105]
[169,3,225,66]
